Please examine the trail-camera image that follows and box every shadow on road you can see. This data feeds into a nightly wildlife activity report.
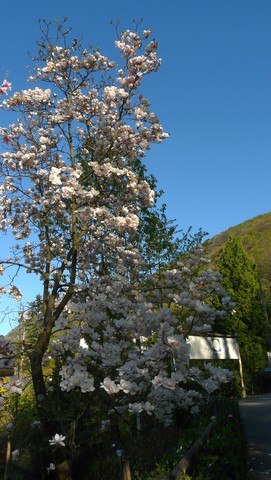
[239,394,271,479]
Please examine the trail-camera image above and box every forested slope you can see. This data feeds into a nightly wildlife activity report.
[205,211,271,284]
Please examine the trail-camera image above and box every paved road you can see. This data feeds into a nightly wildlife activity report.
[239,394,271,479]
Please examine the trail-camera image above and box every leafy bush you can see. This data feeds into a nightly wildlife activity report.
[190,400,247,479]
[133,397,247,480]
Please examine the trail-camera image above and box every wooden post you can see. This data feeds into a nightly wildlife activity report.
[136,412,141,436]
[122,460,132,480]
[163,418,216,480]
[4,437,11,480]
[238,352,246,398]
[0,368,14,377]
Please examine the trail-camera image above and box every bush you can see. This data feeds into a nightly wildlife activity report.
[133,397,247,480]
[183,397,247,480]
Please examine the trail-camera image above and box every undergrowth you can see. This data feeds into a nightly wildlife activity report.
[134,397,247,480]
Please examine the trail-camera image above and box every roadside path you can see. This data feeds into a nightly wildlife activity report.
[239,394,271,479]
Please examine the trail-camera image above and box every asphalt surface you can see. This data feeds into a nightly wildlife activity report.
[239,393,271,479]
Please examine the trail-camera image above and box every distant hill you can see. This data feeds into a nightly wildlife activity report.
[205,212,271,285]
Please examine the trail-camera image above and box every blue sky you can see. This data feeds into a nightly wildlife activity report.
[1,0,271,332]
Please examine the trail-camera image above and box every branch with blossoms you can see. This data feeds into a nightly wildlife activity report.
[0,79,12,145]
[0,79,11,96]
[48,247,234,430]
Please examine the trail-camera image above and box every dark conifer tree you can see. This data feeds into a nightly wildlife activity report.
[216,236,269,389]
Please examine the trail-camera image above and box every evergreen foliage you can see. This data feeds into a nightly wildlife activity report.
[214,236,269,390]
[206,212,271,316]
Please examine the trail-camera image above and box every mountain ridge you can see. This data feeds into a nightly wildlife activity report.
[205,211,271,284]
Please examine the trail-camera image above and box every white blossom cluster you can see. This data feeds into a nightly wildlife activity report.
[0,79,11,97]
[0,27,167,293]
[48,247,234,425]
[0,376,25,409]
[59,360,95,393]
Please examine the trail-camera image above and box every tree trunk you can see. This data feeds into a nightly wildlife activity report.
[29,351,74,480]
[55,460,73,480]
[29,349,53,430]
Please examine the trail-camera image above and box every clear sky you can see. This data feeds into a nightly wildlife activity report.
[1,0,271,332]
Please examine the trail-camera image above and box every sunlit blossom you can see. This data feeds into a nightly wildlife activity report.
[49,434,66,447]
[4,376,25,395]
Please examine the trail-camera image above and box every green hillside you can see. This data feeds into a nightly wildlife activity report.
[204,213,271,394]
[205,212,271,285]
